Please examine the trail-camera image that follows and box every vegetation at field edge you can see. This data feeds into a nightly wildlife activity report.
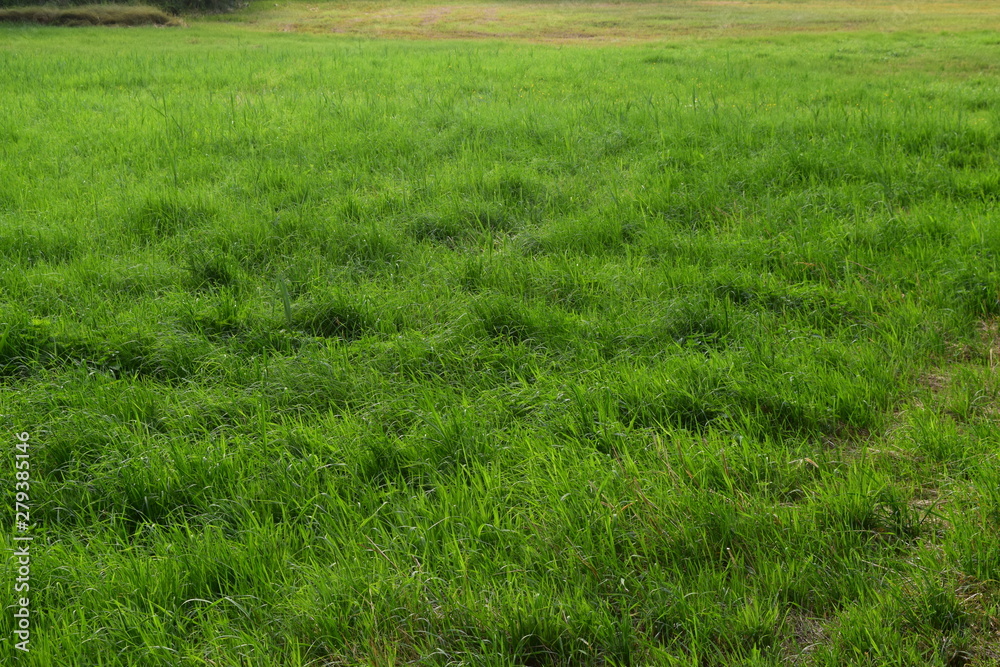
[0,5,178,26]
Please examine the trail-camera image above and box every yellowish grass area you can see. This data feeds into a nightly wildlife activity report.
[234,0,1000,42]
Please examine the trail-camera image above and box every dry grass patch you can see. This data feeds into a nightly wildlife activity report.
[782,611,829,663]
[981,319,1000,371]
[242,0,1000,41]
[0,4,179,25]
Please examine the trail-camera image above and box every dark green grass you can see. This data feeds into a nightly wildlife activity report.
[1,19,999,666]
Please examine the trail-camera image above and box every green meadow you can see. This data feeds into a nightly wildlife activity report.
[1,2,999,664]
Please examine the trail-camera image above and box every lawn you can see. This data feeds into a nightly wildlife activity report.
[1,2,999,664]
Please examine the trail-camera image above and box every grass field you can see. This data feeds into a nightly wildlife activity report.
[1,1,999,664]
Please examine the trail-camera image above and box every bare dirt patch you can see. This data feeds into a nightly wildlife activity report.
[419,6,452,26]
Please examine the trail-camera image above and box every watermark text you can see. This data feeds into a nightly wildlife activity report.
[12,432,32,653]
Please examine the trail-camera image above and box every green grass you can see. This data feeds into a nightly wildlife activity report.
[1,6,999,665]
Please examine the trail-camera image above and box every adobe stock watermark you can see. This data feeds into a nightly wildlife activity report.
[12,432,32,653]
